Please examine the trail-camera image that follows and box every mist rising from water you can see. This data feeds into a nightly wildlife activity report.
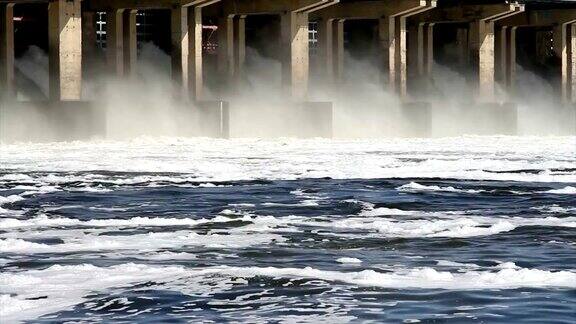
[0,42,574,143]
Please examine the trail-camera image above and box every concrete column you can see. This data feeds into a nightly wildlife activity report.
[504,26,517,95]
[171,5,203,101]
[471,20,496,102]
[333,19,345,82]
[495,26,505,83]
[106,9,124,76]
[233,15,246,85]
[410,24,420,76]
[123,10,138,77]
[378,17,392,87]
[0,3,15,101]
[417,23,434,76]
[48,0,82,101]
[390,15,408,98]
[280,11,309,100]
[82,11,97,59]
[554,24,571,103]
[316,18,334,82]
[217,15,234,78]
[171,6,189,99]
[456,27,469,68]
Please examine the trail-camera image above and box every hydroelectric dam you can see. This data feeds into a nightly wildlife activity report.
[0,0,575,140]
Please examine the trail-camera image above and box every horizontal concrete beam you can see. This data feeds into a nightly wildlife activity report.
[87,0,215,10]
[498,9,576,27]
[415,3,524,23]
[311,0,432,20]
[223,0,338,15]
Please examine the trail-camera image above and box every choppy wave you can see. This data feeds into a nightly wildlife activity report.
[397,182,484,194]
[2,262,575,322]
[544,186,576,194]
[1,136,575,322]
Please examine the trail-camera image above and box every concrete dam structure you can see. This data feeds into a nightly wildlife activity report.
[0,0,575,140]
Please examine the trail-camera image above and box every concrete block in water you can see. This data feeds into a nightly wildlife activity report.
[196,100,230,139]
[401,102,432,137]
[0,100,104,142]
[460,102,518,135]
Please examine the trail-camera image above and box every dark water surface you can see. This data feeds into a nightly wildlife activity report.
[1,171,575,323]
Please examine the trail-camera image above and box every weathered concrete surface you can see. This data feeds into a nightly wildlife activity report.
[49,0,83,101]
[172,0,219,102]
[469,4,524,102]
[552,20,576,103]
[0,3,14,101]
[216,14,245,90]
[281,11,310,100]
[414,3,524,102]
[107,9,125,76]
[495,26,516,97]
[382,1,436,98]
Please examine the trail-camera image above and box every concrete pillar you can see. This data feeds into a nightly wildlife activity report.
[554,23,571,103]
[123,10,138,77]
[418,22,434,76]
[171,7,189,99]
[106,9,124,76]
[333,19,344,82]
[495,26,505,82]
[217,15,234,78]
[408,24,419,77]
[233,15,246,85]
[504,26,517,95]
[171,5,203,101]
[280,11,309,100]
[82,11,98,61]
[390,16,408,98]
[316,18,334,82]
[378,17,392,87]
[0,3,15,101]
[470,20,496,102]
[48,0,82,101]
[456,27,469,68]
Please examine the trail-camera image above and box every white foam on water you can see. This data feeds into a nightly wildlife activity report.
[0,230,285,254]
[397,182,484,194]
[436,260,482,268]
[331,215,576,238]
[1,136,574,183]
[532,205,576,214]
[3,262,575,322]
[144,251,197,260]
[3,211,574,242]
[337,257,363,264]
[0,214,243,229]
[0,263,191,322]
[0,174,33,181]
[543,186,576,194]
[0,195,24,206]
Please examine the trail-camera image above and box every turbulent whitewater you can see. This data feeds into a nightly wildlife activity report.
[1,136,575,323]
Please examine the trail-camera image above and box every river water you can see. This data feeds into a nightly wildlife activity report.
[1,136,575,323]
